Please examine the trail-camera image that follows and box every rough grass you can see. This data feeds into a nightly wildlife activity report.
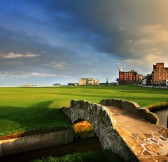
[0,85,167,136]
[33,150,123,162]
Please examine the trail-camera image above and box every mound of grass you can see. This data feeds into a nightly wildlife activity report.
[0,100,72,137]
[33,150,123,162]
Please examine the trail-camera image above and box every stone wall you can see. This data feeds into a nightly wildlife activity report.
[62,100,139,161]
[99,98,159,124]
[146,102,168,112]
[0,129,73,157]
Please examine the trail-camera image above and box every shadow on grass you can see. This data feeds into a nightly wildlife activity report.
[0,100,72,137]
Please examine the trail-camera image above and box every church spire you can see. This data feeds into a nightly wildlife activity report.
[106,77,109,84]
[119,67,123,72]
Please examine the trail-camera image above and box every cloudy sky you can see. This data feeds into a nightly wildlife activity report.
[0,0,168,86]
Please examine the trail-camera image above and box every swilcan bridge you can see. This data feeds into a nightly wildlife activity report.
[62,99,168,162]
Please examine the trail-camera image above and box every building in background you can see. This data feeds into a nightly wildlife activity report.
[53,83,61,87]
[67,83,78,86]
[100,77,117,86]
[119,67,138,85]
[141,74,152,86]
[79,78,99,85]
[152,63,168,86]
[138,74,145,84]
[106,77,109,85]
[23,84,37,87]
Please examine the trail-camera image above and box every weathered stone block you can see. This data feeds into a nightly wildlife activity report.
[2,140,12,149]
[112,99,123,108]
[15,137,25,146]
[28,135,41,144]
[64,130,73,144]
[0,130,74,157]
[99,99,105,105]
[77,100,85,108]
[92,104,98,114]
[122,100,140,116]
[84,101,89,110]
[40,133,49,141]
[138,108,158,124]
[104,99,113,106]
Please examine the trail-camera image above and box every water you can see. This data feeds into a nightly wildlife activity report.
[0,137,103,162]
[153,108,168,128]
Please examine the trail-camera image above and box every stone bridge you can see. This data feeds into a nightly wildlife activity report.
[62,99,168,162]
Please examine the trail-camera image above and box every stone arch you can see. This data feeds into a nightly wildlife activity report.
[72,118,85,124]
[62,100,138,161]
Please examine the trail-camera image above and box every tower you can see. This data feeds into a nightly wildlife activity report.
[106,77,109,84]
[119,67,123,72]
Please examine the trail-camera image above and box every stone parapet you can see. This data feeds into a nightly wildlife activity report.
[146,102,168,112]
[99,98,159,124]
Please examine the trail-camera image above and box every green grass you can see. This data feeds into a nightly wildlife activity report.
[0,85,167,136]
[33,150,123,162]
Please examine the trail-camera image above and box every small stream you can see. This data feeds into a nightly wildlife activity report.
[0,137,122,162]
[152,108,168,128]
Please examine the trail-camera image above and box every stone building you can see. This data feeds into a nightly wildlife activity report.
[119,67,138,85]
[152,63,168,85]
[79,78,99,85]
[138,74,145,84]
[141,74,152,86]
[67,83,78,86]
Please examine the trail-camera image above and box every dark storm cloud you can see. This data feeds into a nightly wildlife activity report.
[18,0,146,58]
[0,1,143,59]
[1,0,168,57]
[0,0,168,85]
[34,0,168,61]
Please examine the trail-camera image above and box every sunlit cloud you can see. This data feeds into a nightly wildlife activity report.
[0,71,68,78]
[25,72,68,78]
[44,61,67,70]
[0,52,40,59]
[135,25,168,45]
